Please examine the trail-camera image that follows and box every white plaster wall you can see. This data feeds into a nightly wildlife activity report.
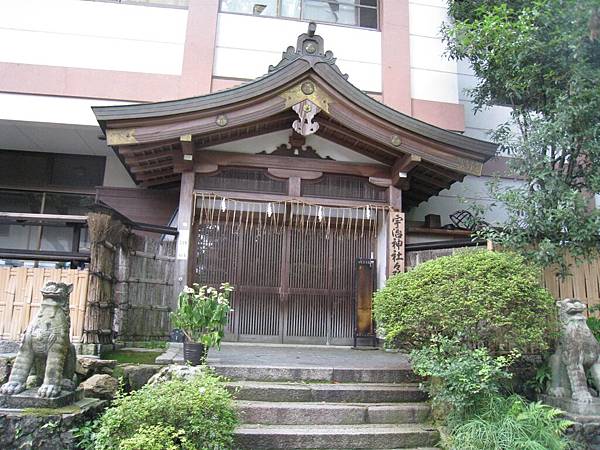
[408,0,459,104]
[214,13,382,92]
[407,175,524,226]
[207,130,381,164]
[0,0,187,74]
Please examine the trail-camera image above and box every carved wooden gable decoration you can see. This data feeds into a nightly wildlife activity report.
[93,23,497,210]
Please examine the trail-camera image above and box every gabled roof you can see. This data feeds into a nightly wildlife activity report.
[93,23,497,209]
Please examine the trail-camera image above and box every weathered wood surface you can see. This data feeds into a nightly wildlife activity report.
[118,236,175,341]
[0,268,89,342]
[542,254,600,314]
[406,247,474,269]
[84,239,116,344]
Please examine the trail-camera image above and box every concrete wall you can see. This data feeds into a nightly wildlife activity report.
[0,0,187,74]
[408,0,459,105]
[213,13,382,93]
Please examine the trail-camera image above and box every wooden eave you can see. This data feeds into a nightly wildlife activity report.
[92,24,497,208]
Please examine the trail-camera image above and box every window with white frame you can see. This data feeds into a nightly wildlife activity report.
[220,0,379,30]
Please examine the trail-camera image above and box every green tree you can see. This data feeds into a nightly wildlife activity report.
[443,0,600,273]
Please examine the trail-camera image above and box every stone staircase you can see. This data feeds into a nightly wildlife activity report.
[211,363,439,449]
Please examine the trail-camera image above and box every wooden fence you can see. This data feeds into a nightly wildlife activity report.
[0,268,89,342]
[84,213,177,343]
[114,235,176,341]
[542,254,600,313]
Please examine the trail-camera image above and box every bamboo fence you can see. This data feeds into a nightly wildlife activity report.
[0,267,89,342]
[0,213,177,345]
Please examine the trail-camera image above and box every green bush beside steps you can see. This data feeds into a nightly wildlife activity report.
[373,250,557,353]
[75,371,237,450]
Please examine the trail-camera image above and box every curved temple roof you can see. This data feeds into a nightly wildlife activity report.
[93,23,497,210]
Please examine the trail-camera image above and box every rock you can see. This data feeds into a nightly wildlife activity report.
[0,357,12,384]
[122,364,161,390]
[80,374,119,400]
[76,356,117,379]
[148,365,206,385]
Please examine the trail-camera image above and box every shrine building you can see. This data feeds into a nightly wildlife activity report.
[93,24,496,344]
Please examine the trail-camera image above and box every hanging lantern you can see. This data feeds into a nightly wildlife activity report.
[267,203,273,218]
[221,198,227,212]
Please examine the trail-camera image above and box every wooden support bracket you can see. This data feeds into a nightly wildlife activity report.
[391,154,421,188]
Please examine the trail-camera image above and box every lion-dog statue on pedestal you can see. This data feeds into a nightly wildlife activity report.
[0,281,77,398]
[547,298,600,403]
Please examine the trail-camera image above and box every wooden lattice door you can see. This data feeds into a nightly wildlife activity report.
[193,210,374,345]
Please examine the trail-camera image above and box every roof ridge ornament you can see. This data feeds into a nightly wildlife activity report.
[268,22,349,80]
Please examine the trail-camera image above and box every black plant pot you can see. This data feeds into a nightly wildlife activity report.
[183,341,208,366]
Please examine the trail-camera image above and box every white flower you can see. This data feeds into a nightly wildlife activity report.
[183,286,195,294]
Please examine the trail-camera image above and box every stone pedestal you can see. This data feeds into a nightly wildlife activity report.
[0,397,105,450]
[0,388,84,409]
[540,394,600,416]
[541,395,600,449]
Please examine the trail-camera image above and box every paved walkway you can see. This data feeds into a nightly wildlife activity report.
[156,342,411,370]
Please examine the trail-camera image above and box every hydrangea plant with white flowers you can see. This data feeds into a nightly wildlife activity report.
[170,283,233,349]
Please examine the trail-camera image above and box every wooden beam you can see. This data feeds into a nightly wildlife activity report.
[118,141,177,156]
[388,186,402,210]
[130,160,174,174]
[184,150,389,178]
[140,175,181,188]
[125,148,173,165]
[174,171,195,305]
[391,154,421,187]
[318,121,397,163]
[135,168,176,181]
[113,96,288,145]
[410,172,451,190]
[268,168,322,180]
[180,134,194,172]
[193,189,388,208]
[369,177,392,188]
[419,163,461,181]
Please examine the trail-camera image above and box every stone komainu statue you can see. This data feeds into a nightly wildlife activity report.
[0,282,77,398]
[548,298,600,403]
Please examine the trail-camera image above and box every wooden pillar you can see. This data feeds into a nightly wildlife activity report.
[387,186,405,277]
[113,240,130,338]
[174,171,195,302]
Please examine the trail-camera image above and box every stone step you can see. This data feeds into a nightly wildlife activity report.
[234,424,440,449]
[213,364,417,383]
[227,381,428,403]
[236,400,430,425]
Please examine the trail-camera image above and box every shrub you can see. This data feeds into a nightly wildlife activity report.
[373,250,556,352]
[118,425,195,450]
[79,371,237,450]
[449,395,574,450]
[411,335,518,421]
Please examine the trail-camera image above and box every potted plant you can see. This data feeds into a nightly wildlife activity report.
[170,283,233,365]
